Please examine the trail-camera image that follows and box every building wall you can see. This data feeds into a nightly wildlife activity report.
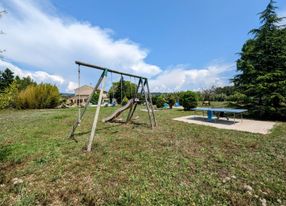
[67,85,108,106]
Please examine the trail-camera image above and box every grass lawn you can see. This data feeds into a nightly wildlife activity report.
[0,107,285,205]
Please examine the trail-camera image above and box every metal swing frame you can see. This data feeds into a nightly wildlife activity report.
[68,61,157,152]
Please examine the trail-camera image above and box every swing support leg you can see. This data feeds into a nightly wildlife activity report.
[145,79,157,127]
[77,64,81,124]
[142,79,154,129]
[68,70,105,139]
[126,78,142,122]
[86,69,108,152]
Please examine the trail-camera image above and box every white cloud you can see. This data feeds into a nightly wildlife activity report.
[0,59,64,85]
[0,0,235,93]
[149,64,234,92]
[32,71,64,84]
[67,81,78,93]
[278,9,286,26]
[0,0,161,81]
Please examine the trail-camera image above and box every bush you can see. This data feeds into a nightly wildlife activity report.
[151,95,159,106]
[0,81,18,109]
[16,83,60,109]
[156,95,166,108]
[166,94,176,109]
[214,93,227,101]
[227,92,248,103]
[180,91,198,110]
[121,96,129,106]
[90,92,99,105]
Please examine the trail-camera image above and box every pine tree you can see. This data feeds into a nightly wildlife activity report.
[0,68,15,91]
[233,0,286,119]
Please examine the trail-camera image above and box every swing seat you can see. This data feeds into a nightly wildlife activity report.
[103,98,139,123]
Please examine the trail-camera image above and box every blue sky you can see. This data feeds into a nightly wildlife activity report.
[0,0,285,92]
[52,0,285,68]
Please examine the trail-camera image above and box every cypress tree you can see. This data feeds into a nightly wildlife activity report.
[233,0,286,119]
[0,68,15,91]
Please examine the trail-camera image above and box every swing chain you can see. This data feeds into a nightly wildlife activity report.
[78,64,81,124]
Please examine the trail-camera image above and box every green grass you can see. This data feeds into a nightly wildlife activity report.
[0,107,285,205]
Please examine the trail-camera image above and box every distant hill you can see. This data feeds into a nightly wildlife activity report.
[60,93,74,97]
[151,92,168,96]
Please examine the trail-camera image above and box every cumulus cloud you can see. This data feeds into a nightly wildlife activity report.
[0,0,161,81]
[278,9,286,26]
[149,64,235,92]
[0,0,235,93]
[67,81,78,93]
[0,59,64,85]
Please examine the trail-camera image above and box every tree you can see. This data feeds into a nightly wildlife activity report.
[156,95,166,108]
[166,94,176,109]
[90,92,99,105]
[121,96,129,106]
[15,76,37,91]
[233,0,286,119]
[108,79,137,104]
[201,86,216,101]
[0,81,18,109]
[180,91,198,111]
[0,68,14,91]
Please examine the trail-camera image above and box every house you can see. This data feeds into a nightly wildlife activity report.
[67,85,108,106]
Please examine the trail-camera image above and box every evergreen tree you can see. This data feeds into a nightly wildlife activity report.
[15,75,37,91]
[233,0,286,119]
[0,68,14,91]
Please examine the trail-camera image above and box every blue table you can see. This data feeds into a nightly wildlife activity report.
[192,107,248,122]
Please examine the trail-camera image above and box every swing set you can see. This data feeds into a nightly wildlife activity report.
[68,61,157,152]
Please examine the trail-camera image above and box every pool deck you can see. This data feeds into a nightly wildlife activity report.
[173,115,277,134]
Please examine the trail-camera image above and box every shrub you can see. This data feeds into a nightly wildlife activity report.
[151,95,159,106]
[180,91,198,110]
[166,94,176,109]
[121,96,129,106]
[16,83,60,109]
[156,95,166,108]
[227,92,248,103]
[0,81,18,109]
[90,92,99,105]
[15,76,37,91]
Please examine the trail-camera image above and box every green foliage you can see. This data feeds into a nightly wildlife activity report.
[90,92,99,105]
[200,86,215,101]
[16,84,60,109]
[121,96,129,106]
[227,92,248,103]
[233,1,286,119]
[2,108,286,205]
[198,86,235,102]
[166,94,176,109]
[108,79,137,104]
[214,93,227,102]
[0,81,18,109]
[155,95,166,108]
[15,76,37,91]
[180,91,198,110]
[151,95,159,106]
[0,68,14,91]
